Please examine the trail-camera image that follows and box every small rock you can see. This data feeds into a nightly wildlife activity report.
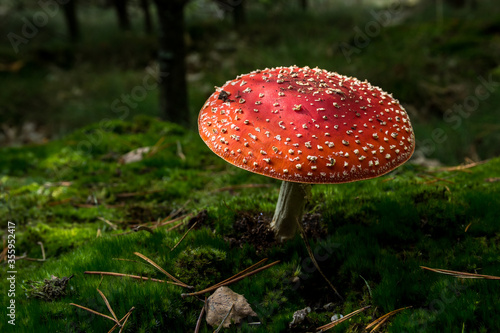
[331,313,344,322]
[289,306,311,327]
[205,286,257,328]
[323,302,335,311]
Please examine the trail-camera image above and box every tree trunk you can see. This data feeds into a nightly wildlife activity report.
[446,0,466,7]
[113,0,131,31]
[140,0,153,34]
[299,0,307,11]
[217,0,246,28]
[62,0,80,42]
[232,0,245,27]
[153,0,190,127]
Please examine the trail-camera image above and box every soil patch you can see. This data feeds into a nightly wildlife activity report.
[225,212,327,253]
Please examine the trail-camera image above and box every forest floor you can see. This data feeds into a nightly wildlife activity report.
[1,1,500,332]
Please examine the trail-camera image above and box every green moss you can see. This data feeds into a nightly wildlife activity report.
[174,247,227,289]
[1,115,500,332]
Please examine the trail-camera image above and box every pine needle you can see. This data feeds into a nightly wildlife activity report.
[134,252,192,287]
[181,260,279,298]
[316,305,371,332]
[194,299,206,333]
[108,307,135,333]
[214,303,234,333]
[97,216,118,230]
[365,306,412,332]
[70,303,117,322]
[85,271,169,283]
[421,266,500,279]
[170,221,198,251]
[97,288,120,326]
[297,219,343,301]
[437,159,488,172]
[210,258,268,290]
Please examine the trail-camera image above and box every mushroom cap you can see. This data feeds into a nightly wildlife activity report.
[198,66,415,184]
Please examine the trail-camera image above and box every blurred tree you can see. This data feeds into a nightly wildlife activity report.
[299,0,307,10]
[139,0,153,33]
[113,0,131,31]
[217,0,246,27]
[62,0,81,41]
[446,0,465,6]
[153,0,190,127]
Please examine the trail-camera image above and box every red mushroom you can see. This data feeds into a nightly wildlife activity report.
[198,66,415,241]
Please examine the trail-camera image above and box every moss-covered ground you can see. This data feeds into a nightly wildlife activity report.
[1,116,499,332]
[1,1,500,332]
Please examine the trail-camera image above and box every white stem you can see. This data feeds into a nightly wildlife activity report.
[270,181,311,241]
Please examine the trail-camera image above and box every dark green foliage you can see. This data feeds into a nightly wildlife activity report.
[174,247,227,289]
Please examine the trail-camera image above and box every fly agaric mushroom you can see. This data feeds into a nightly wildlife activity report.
[198,66,415,241]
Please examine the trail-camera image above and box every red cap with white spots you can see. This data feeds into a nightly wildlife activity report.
[198,66,415,184]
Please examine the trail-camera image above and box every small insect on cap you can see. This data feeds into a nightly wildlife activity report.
[198,66,415,184]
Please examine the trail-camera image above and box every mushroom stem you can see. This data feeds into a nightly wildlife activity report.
[271,181,311,241]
